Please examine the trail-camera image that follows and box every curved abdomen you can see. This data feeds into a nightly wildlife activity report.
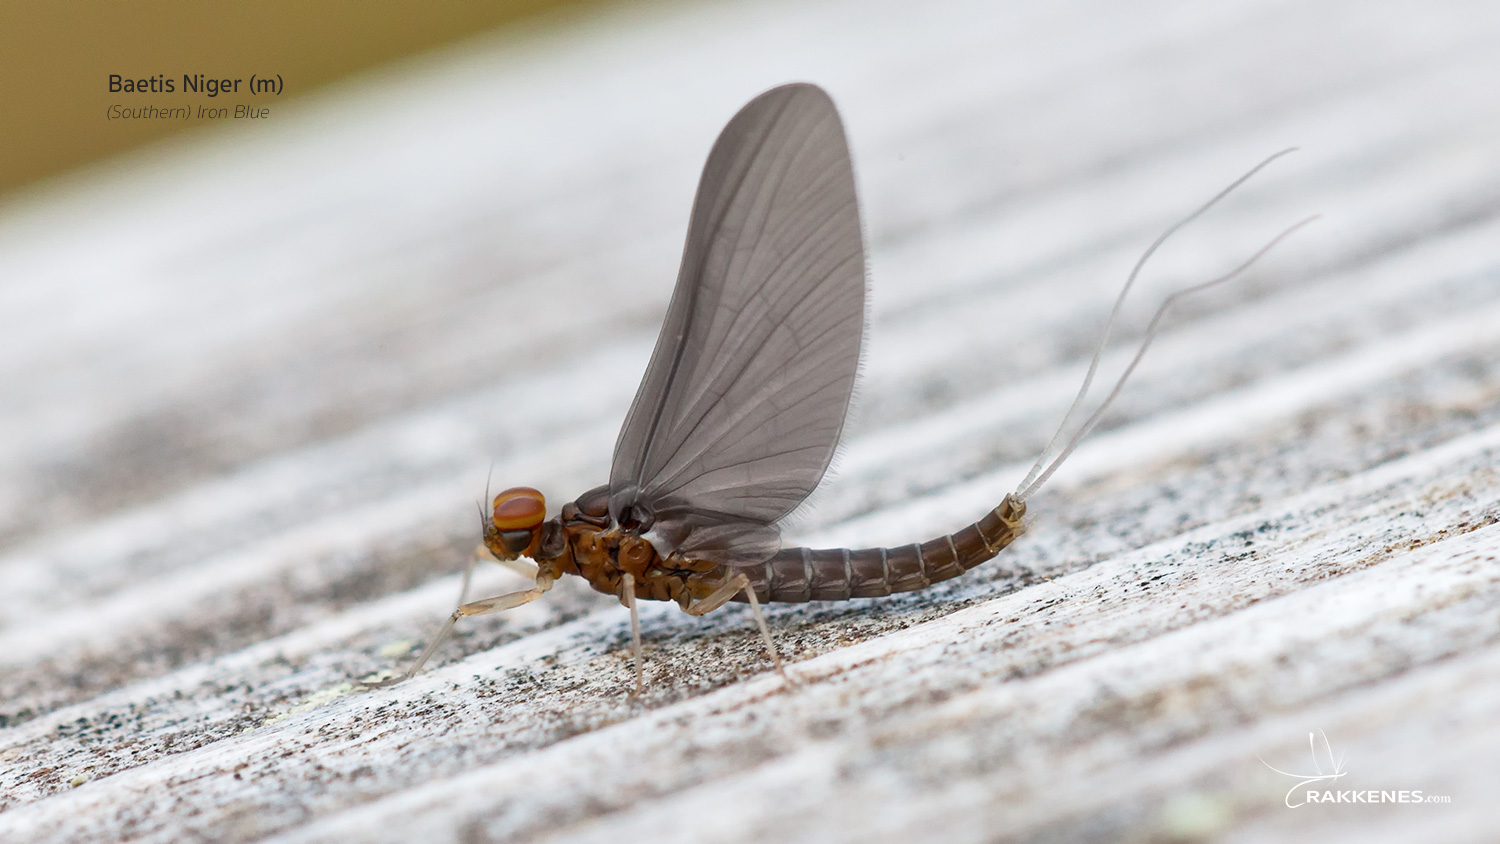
[738,494,1027,603]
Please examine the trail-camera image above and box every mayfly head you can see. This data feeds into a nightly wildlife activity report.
[484,486,547,560]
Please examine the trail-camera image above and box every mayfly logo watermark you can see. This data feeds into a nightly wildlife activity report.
[1259,730,1451,808]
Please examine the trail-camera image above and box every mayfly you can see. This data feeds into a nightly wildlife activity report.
[384,83,1312,691]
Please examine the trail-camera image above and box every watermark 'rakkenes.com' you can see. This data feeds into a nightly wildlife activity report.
[1259,730,1452,809]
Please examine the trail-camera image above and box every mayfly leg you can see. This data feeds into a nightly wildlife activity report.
[373,571,556,687]
[685,573,790,682]
[621,573,644,695]
[460,544,539,606]
[742,585,790,683]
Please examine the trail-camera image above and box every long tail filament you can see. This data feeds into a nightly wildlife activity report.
[1015,150,1316,501]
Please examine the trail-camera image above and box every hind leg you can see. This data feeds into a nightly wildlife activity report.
[684,574,791,683]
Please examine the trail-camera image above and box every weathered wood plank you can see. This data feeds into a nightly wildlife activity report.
[2,0,1497,841]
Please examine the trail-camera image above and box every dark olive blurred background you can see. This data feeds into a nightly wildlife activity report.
[0,0,599,201]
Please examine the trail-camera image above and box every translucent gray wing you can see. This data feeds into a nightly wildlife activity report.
[608,83,866,566]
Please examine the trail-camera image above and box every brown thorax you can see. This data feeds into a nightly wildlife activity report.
[482,485,726,610]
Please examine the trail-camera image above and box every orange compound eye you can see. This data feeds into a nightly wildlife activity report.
[492,487,546,530]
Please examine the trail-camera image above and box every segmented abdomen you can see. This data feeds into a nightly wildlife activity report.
[739,494,1027,603]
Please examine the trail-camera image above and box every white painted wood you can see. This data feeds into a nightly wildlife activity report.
[2,0,1497,840]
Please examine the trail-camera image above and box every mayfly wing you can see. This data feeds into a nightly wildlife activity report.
[608,83,867,566]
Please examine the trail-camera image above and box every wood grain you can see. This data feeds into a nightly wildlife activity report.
[2,0,1497,841]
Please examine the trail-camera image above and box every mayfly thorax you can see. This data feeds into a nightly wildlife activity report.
[380,83,1313,692]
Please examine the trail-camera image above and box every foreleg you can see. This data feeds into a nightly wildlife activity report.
[377,572,554,686]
